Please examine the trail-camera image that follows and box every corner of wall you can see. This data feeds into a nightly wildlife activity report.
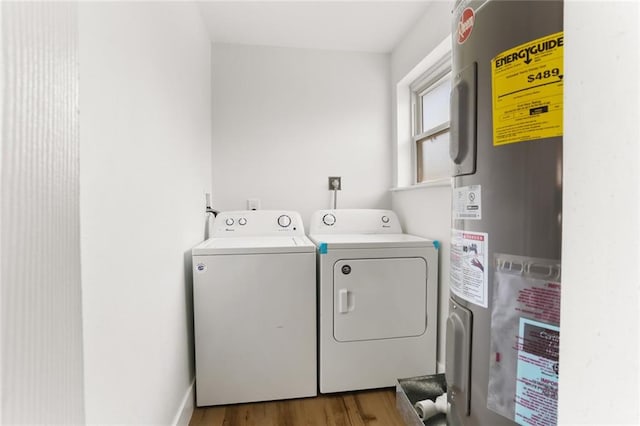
[78,2,212,423]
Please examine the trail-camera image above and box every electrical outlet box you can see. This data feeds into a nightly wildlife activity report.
[328,177,342,190]
[247,198,260,210]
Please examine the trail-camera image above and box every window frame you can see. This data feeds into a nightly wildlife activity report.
[410,53,452,184]
[415,124,451,184]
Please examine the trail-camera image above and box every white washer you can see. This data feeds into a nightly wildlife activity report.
[309,209,438,393]
[192,210,316,406]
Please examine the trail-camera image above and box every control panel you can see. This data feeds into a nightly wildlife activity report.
[212,210,305,237]
[309,209,403,234]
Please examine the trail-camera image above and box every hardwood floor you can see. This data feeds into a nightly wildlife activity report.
[189,388,406,426]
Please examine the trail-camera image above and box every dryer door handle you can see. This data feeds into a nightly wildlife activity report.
[338,289,349,313]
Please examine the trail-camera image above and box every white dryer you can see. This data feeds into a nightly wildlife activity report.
[192,210,316,406]
[308,209,438,393]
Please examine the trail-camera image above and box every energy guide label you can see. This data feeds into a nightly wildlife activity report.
[491,32,564,146]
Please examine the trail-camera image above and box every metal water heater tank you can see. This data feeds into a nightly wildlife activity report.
[448,1,563,425]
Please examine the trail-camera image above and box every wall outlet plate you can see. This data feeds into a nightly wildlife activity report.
[328,176,342,190]
[247,198,260,210]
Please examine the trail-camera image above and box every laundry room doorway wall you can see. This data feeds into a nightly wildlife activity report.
[1,2,85,423]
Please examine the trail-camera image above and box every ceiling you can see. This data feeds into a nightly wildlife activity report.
[197,1,435,53]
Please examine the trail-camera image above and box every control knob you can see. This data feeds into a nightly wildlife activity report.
[277,215,292,228]
[225,218,234,226]
[238,218,247,226]
[322,214,336,226]
[381,215,390,224]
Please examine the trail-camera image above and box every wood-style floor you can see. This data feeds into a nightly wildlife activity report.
[189,388,406,426]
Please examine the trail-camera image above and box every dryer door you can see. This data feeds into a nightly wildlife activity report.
[333,258,427,342]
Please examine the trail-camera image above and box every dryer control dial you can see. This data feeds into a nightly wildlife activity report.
[238,218,247,226]
[225,218,234,226]
[322,214,336,226]
[381,215,390,224]
[277,215,292,228]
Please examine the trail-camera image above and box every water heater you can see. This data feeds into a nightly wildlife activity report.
[447,1,563,425]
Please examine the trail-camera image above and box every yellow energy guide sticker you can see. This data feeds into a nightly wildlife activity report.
[491,32,563,146]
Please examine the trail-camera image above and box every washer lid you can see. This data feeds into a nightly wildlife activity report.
[193,236,315,255]
[308,233,436,250]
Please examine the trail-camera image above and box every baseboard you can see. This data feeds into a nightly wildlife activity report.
[173,379,195,426]
[437,362,445,374]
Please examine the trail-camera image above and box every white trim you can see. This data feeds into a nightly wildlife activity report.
[415,120,450,144]
[390,177,452,192]
[437,362,445,374]
[398,35,452,88]
[0,2,4,414]
[173,379,195,426]
[411,58,452,97]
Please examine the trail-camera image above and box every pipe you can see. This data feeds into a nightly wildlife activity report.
[330,178,340,209]
[205,192,219,217]
[414,393,448,421]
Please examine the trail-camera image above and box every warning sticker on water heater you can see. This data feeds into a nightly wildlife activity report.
[450,229,488,308]
[491,32,564,146]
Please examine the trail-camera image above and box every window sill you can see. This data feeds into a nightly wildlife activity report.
[390,178,452,192]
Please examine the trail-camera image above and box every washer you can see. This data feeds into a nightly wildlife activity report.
[309,209,438,393]
[192,210,316,406]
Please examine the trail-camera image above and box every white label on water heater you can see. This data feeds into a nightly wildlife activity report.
[454,185,482,220]
[450,229,489,308]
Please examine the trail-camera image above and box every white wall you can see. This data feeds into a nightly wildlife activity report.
[392,185,451,371]
[211,44,391,228]
[1,3,85,423]
[390,2,452,90]
[389,0,452,371]
[560,1,640,424]
[78,3,211,424]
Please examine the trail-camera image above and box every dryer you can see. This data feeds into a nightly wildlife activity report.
[308,209,438,393]
[192,210,316,406]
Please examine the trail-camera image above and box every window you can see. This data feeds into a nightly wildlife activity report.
[411,55,451,183]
